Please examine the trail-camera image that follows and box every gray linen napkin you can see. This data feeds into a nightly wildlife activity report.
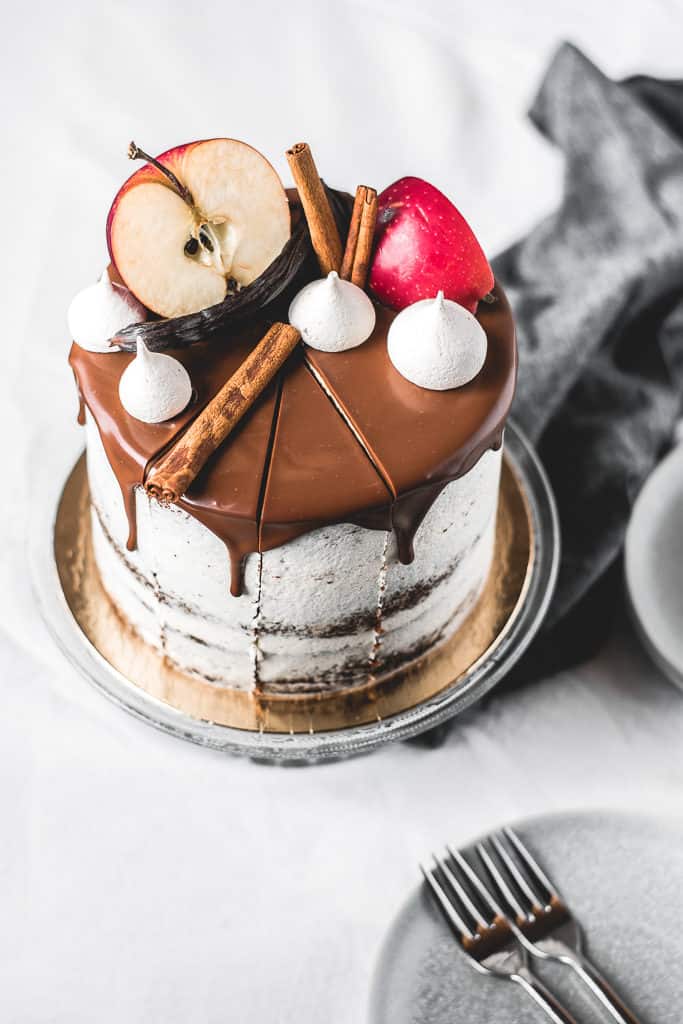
[494,43,683,676]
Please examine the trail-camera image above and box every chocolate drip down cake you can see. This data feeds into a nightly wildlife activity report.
[67,139,516,703]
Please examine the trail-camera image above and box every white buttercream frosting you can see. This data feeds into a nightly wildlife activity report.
[387,291,487,390]
[68,271,147,353]
[86,410,501,691]
[288,271,376,353]
[118,337,192,423]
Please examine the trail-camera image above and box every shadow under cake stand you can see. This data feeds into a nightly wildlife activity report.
[33,421,559,762]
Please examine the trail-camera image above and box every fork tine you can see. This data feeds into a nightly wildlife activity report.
[440,849,488,929]
[446,845,504,920]
[477,841,529,922]
[420,861,474,941]
[432,854,479,940]
[504,827,561,902]
[492,832,546,910]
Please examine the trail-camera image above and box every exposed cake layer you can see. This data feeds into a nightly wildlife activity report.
[86,416,260,688]
[376,449,501,677]
[87,411,501,691]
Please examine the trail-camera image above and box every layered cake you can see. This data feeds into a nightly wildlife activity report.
[68,138,516,707]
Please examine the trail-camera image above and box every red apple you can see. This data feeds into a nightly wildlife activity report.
[107,139,290,318]
[368,177,493,313]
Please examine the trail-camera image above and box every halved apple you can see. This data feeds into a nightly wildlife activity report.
[107,138,291,318]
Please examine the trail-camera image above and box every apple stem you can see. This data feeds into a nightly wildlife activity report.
[480,291,497,305]
[128,141,195,208]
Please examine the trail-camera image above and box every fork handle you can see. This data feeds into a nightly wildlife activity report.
[563,954,643,1024]
[512,967,580,1024]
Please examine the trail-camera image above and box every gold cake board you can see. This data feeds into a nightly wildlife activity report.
[54,454,533,734]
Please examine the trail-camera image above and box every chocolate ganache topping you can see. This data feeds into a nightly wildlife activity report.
[70,191,516,597]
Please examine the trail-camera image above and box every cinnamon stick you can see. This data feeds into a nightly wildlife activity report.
[286,142,342,276]
[340,185,378,289]
[145,323,300,503]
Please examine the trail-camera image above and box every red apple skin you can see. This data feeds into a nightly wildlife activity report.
[107,138,292,318]
[368,177,494,313]
[105,142,196,271]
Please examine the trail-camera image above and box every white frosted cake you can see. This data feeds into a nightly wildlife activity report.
[68,137,516,712]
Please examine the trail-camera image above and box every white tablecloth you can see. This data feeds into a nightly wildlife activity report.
[4,2,683,1019]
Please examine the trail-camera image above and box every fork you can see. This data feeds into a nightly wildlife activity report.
[477,828,642,1024]
[421,850,579,1023]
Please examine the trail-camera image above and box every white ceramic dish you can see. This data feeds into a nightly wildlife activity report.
[625,441,683,690]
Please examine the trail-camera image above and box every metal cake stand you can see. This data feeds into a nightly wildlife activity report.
[31,421,559,763]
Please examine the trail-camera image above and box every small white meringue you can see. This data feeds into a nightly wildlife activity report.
[68,271,147,353]
[387,291,487,390]
[288,270,376,353]
[118,336,192,424]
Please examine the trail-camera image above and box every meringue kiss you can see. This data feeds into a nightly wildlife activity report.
[387,291,487,391]
[68,270,146,353]
[118,336,192,423]
[288,271,376,353]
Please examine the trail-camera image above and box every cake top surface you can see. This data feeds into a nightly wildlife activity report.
[68,139,516,594]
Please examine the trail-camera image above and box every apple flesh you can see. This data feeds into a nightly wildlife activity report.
[107,139,291,318]
[368,177,493,313]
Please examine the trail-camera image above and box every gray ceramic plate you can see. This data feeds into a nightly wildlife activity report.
[370,812,683,1023]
